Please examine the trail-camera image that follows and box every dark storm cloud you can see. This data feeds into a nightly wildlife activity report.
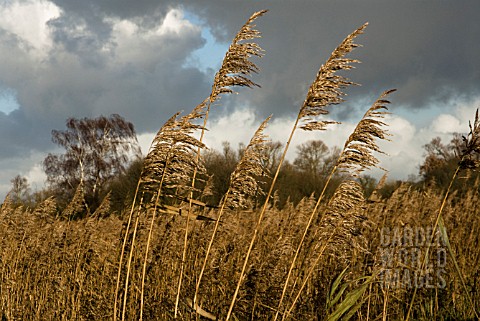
[0,0,210,159]
[183,1,480,120]
[0,27,53,156]
[47,15,112,67]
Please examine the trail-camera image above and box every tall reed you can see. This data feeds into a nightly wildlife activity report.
[283,180,367,320]
[278,89,395,320]
[113,114,177,321]
[113,10,267,319]
[175,10,267,316]
[139,104,207,320]
[227,23,368,321]
[115,109,206,320]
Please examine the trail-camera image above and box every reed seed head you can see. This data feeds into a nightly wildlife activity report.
[337,89,396,176]
[211,10,267,102]
[319,180,367,256]
[299,23,368,132]
[62,182,87,219]
[459,108,480,170]
[226,115,272,209]
[142,105,207,198]
[33,196,57,217]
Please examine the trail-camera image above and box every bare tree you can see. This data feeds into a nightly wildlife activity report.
[260,141,283,173]
[419,137,456,183]
[9,175,31,206]
[293,140,329,177]
[43,114,140,206]
[419,135,480,188]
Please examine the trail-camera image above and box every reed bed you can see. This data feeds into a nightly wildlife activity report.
[1,181,479,320]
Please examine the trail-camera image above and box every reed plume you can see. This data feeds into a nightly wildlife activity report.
[139,103,207,320]
[181,7,267,213]
[232,23,368,321]
[186,8,267,206]
[298,23,367,132]
[282,180,366,320]
[91,191,111,218]
[276,89,395,320]
[210,10,266,102]
[337,89,395,176]
[225,115,271,209]
[193,9,266,152]
[176,10,267,317]
[141,103,207,198]
[33,196,57,218]
[368,171,388,203]
[318,180,366,256]
[0,193,13,214]
[62,182,87,219]
[459,108,480,170]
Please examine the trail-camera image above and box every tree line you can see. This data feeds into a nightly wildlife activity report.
[6,113,480,216]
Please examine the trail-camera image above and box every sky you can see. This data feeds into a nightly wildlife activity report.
[1,0,479,199]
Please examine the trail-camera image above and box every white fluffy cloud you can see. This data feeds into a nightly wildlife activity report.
[108,9,201,69]
[3,100,479,200]
[134,98,480,185]
[430,114,463,134]
[202,101,479,181]
[134,108,426,182]
[0,0,60,57]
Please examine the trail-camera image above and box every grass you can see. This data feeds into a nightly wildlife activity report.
[1,9,480,321]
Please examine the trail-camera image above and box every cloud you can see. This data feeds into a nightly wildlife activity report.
[0,0,60,57]
[183,1,480,119]
[201,99,479,183]
[430,114,463,134]
[0,151,47,198]
[0,1,216,201]
[49,0,174,23]
[377,114,421,179]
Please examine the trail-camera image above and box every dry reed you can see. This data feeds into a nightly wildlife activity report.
[175,10,267,317]
[275,88,395,320]
[1,172,480,320]
[233,22,368,321]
